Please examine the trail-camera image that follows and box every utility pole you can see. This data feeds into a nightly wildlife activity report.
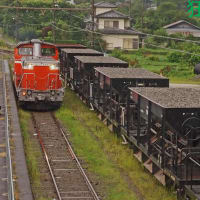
[91,0,95,48]
[129,0,131,18]
[16,0,19,41]
[141,0,145,28]
[53,0,56,43]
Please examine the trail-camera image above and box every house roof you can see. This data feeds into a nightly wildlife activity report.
[95,67,168,79]
[129,87,200,109]
[95,10,129,19]
[99,28,144,35]
[94,2,117,8]
[163,20,200,30]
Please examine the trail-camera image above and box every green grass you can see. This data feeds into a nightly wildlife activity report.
[121,48,200,84]
[56,88,177,200]
[19,109,50,200]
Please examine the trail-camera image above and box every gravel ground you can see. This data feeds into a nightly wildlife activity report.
[0,61,7,200]
[32,112,97,200]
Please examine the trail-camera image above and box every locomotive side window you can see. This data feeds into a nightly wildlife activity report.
[42,48,55,56]
[19,47,33,55]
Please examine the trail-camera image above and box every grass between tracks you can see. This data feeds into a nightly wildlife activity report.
[56,87,177,200]
[19,109,49,200]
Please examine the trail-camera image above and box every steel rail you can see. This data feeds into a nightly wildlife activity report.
[0,49,13,54]
[32,114,62,200]
[60,128,100,200]
[2,60,15,200]
[33,112,100,200]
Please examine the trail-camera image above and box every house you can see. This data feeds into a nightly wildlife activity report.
[163,20,200,37]
[66,0,75,5]
[94,2,117,15]
[86,1,143,51]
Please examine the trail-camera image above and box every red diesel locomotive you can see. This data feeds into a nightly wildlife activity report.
[13,39,65,109]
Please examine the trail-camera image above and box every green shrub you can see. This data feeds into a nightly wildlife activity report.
[148,55,160,61]
[167,52,182,63]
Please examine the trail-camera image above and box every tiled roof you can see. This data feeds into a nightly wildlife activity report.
[94,2,117,8]
[95,67,168,79]
[163,20,200,30]
[96,10,129,19]
[99,28,143,35]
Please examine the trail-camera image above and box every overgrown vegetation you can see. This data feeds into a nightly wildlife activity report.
[19,109,49,200]
[111,48,200,84]
[56,88,177,200]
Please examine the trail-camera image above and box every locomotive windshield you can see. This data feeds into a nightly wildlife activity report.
[42,48,55,56]
[19,47,33,55]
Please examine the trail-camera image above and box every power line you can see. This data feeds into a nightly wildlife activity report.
[0,5,89,11]
[2,3,200,45]
[51,23,87,33]
[65,11,200,45]
[144,33,200,45]
[56,22,200,57]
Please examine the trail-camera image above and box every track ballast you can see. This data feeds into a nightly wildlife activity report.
[32,112,100,200]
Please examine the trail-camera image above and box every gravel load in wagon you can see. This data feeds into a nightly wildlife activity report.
[74,56,128,65]
[61,48,103,55]
[94,67,168,79]
[56,44,86,49]
[129,87,200,108]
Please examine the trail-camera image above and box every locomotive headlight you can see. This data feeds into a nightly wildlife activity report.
[23,63,34,70]
[50,64,59,70]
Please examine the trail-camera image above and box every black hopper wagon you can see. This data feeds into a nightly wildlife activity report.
[93,67,169,132]
[124,87,200,200]
[73,56,128,104]
[60,48,103,87]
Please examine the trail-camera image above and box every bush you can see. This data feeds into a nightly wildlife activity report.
[111,49,123,59]
[129,58,139,67]
[148,55,160,61]
[111,49,130,63]
[167,52,182,63]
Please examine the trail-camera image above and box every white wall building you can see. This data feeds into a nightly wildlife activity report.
[86,2,143,51]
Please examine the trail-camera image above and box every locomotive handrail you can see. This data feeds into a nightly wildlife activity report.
[48,73,59,90]
[17,72,66,91]
[16,72,35,89]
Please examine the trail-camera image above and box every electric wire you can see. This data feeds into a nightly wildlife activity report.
[63,11,200,45]
[51,23,200,57]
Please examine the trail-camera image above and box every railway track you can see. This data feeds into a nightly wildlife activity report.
[0,49,13,55]
[32,112,100,200]
[0,61,14,199]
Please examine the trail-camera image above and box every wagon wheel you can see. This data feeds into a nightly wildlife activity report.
[182,117,200,141]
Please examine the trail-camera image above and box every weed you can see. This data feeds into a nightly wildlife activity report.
[56,88,177,200]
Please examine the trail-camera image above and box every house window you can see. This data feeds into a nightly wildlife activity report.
[113,21,119,28]
[123,39,132,49]
[133,39,139,49]
[104,21,111,28]
[106,43,113,49]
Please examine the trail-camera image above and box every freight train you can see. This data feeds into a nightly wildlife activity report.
[14,40,200,199]
[59,47,200,200]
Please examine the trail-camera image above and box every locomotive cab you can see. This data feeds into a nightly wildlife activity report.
[14,39,65,109]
